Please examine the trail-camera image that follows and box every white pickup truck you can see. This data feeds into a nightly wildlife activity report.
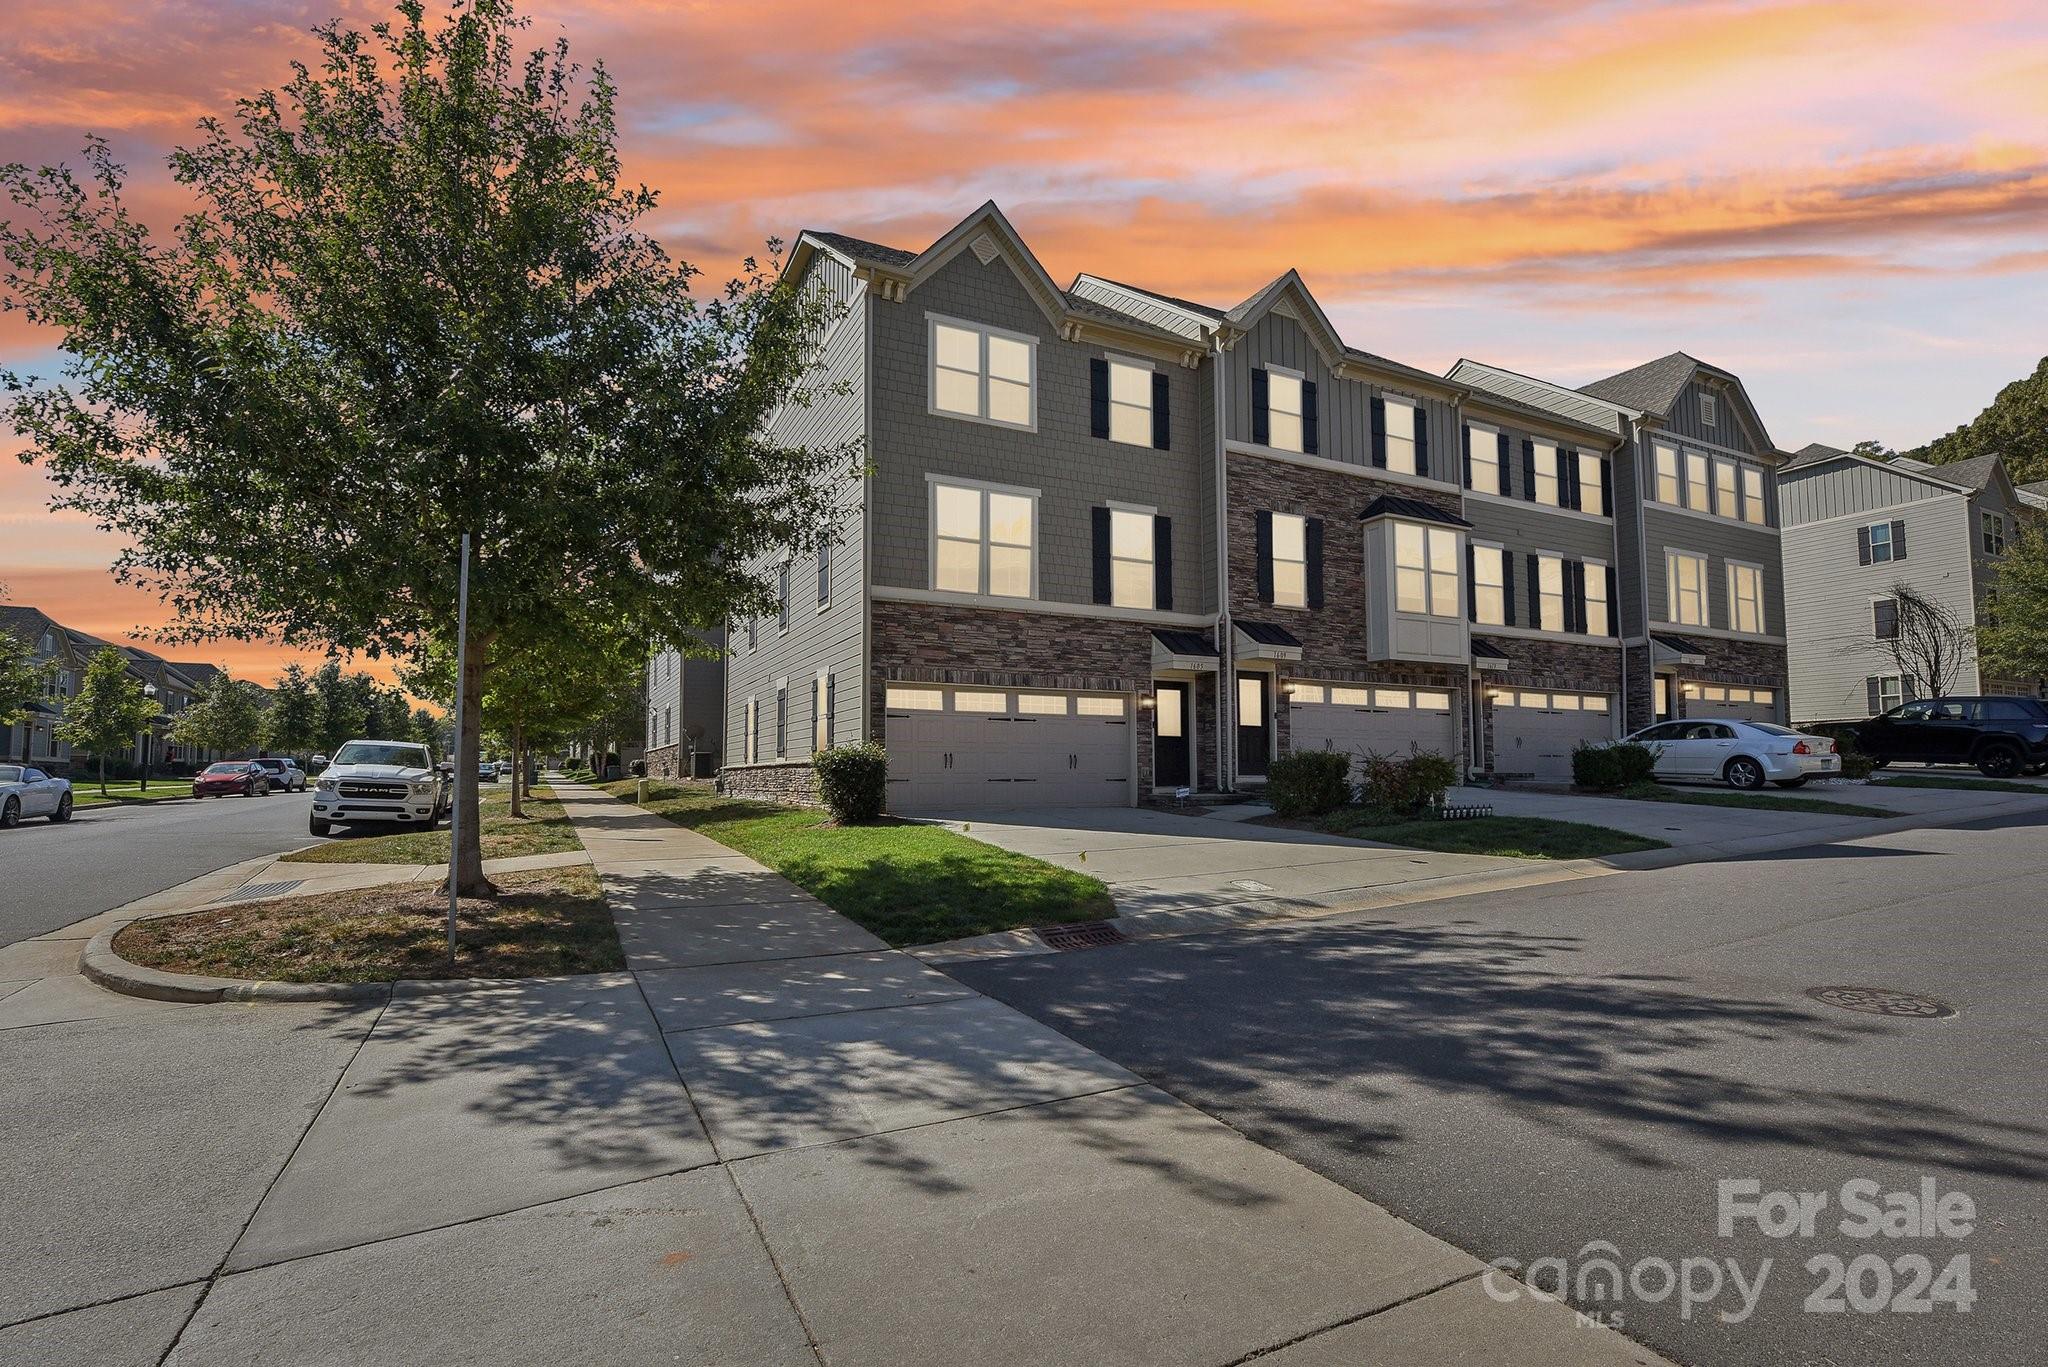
[309,739,452,837]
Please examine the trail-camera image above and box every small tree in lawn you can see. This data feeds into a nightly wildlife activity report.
[55,647,159,795]
[1,0,848,896]
[1868,583,1970,699]
[264,663,320,757]
[170,670,267,759]
[1977,523,2048,683]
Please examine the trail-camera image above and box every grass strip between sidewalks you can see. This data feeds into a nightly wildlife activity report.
[280,783,580,864]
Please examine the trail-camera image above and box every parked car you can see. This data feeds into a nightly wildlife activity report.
[309,739,450,836]
[0,764,73,827]
[1853,696,2048,778]
[252,756,308,793]
[308,754,329,773]
[1620,720,1840,790]
[479,761,499,783]
[193,761,272,799]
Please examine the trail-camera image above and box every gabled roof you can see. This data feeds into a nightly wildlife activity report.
[1447,359,1631,438]
[1223,270,1348,367]
[1908,453,2005,493]
[1359,494,1473,528]
[0,604,51,645]
[1578,352,1701,414]
[803,230,917,270]
[1785,442,1847,469]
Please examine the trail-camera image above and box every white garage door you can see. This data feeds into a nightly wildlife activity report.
[1682,682,1778,724]
[885,686,1131,811]
[1489,688,1615,781]
[1289,683,1457,778]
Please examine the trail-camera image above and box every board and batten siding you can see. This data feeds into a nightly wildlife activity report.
[725,258,869,768]
[1663,380,1766,456]
[1778,461,1951,527]
[866,246,1213,612]
[1642,508,1785,635]
[1223,312,1458,481]
[1782,492,1980,721]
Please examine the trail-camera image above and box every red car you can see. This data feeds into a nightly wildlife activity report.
[192,761,272,798]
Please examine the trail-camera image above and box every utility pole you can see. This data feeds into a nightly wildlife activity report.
[447,532,471,964]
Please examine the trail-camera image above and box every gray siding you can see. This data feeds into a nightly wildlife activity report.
[1783,493,1979,720]
[1644,507,1786,635]
[725,258,869,768]
[1223,312,1458,483]
[1779,461,1950,527]
[1615,433,1650,637]
[867,247,1213,612]
[1464,498,1618,569]
[647,637,726,766]
[1664,379,1764,455]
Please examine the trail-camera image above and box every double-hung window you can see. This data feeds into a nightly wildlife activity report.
[930,316,1035,428]
[1532,441,1561,506]
[1654,444,1682,504]
[1267,370,1305,452]
[1983,511,2007,555]
[1667,550,1708,626]
[1270,512,1308,607]
[1471,544,1507,625]
[817,537,832,606]
[1578,452,1605,514]
[1583,559,1610,635]
[1873,597,1899,641]
[1535,553,1566,632]
[1741,466,1767,525]
[1728,562,1766,634]
[1866,521,1896,564]
[1713,458,1739,519]
[1109,507,1156,610]
[777,562,790,631]
[1467,425,1501,495]
[1383,399,1419,475]
[1876,675,1904,712]
[1396,523,1460,618]
[931,479,1035,598]
[1108,359,1153,447]
[1685,451,1711,511]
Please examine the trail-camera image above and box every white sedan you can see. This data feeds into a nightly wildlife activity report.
[1622,720,1840,790]
[0,763,74,827]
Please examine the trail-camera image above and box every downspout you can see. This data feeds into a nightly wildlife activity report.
[1632,417,1655,725]
[1614,420,1631,734]
[1213,331,1232,791]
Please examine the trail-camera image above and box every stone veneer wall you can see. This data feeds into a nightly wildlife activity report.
[644,744,681,780]
[1476,637,1627,774]
[1675,638,1791,720]
[719,759,818,807]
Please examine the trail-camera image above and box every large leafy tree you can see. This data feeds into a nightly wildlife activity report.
[55,647,160,795]
[1977,524,2048,682]
[1911,355,2048,483]
[170,669,267,757]
[264,663,320,756]
[1,1,848,892]
[309,661,370,755]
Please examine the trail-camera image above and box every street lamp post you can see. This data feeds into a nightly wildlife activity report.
[141,683,157,792]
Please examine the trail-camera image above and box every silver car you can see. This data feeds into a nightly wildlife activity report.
[1623,720,1840,790]
[0,764,74,827]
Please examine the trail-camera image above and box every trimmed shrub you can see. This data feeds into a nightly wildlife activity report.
[1572,741,1658,792]
[1266,750,1353,818]
[814,742,888,823]
[1803,722,1876,779]
[1357,748,1459,817]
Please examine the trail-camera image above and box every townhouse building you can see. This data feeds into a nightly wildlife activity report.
[645,634,726,779]
[1778,446,2041,722]
[714,203,1793,809]
[2,603,220,772]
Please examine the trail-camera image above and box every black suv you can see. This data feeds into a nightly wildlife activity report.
[1855,696,2048,778]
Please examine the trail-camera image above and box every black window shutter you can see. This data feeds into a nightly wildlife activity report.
[1562,450,1581,509]
[1154,516,1174,611]
[1151,372,1170,449]
[1891,518,1906,561]
[1370,395,1387,467]
[1302,381,1320,455]
[818,538,831,604]
[1856,526,1872,565]
[1866,678,1881,716]
[1465,543,1477,622]
[1305,518,1325,608]
[1496,432,1510,492]
[1461,426,1473,488]
[1091,506,1112,604]
[824,673,836,748]
[1255,510,1274,603]
[1089,358,1110,440]
[1527,553,1541,627]
[1415,411,1430,478]
[1502,551,1518,626]
[1605,565,1619,635]
[776,688,787,757]
[1600,459,1614,517]
[1567,561,1586,634]
[1522,439,1537,502]
[1251,368,1270,446]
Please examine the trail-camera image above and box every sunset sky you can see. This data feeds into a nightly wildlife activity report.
[5,0,2048,681]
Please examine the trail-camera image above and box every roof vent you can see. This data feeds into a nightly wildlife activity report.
[969,233,1000,265]
[1700,391,1718,428]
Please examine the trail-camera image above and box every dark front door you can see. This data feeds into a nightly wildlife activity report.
[1236,673,1270,777]
[1155,682,1191,789]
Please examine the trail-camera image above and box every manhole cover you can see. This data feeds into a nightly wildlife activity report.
[217,880,306,903]
[1039,921,1128,952]
[1806,986,1955,1019]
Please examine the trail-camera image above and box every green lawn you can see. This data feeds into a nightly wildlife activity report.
[1614,783,1891,818]
[68,782,195,807]
[280,783,582,864]
[1871,774,2048,796]
[1315,810,1667,859]
[603,780,1113,946]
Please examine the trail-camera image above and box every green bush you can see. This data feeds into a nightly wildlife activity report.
[1572,741,1658,792]
[1805,724,1876,779]
[1266,750,1353,818]
[814,742,888,823]
[1357,749,1459,817]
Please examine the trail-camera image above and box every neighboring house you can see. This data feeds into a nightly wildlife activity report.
[1779,446,2041,721]
[710,203,1796,807]
[0,604,223,773]
[645,632,726,778]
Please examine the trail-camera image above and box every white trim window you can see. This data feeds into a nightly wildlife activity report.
[929,315,1035,429]
[1108,357,1153,447]
[1982,511,2007,555]
[1713,457,1739,519]
[1728,561,1766,634]
[1535,553,1566,632]
[1268,368,1305,453]
[1741,466,1767,525]
[1271,512,1308,608]
[1654,443,1682,505]
[1467,424,1501,495]
[1532,441,1561,507]
[1578,451,1605,514]
[1866,520,1897,564]
[1109,506,1156,610]
[1876,675,1904,712]
[1668,550,1709,627]
[931,479,1036,598]
[1471,543,1507,626]
[1584,558,1610,636]
[1685,451,1711,511]
[1396,523,1461,618]
[1384,399,1419,475]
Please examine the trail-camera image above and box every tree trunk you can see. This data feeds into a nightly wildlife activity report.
[98,752,107,798]
[508,723,525,819]
[451,633,496,898]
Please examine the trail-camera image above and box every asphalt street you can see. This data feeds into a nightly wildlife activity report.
[952,808,2048,1367]
[0,790,326,945]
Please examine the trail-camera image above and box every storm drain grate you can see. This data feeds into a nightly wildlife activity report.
[1806,986,1956,1019]
[1039,921,1128,952]
[218,880,307,904]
